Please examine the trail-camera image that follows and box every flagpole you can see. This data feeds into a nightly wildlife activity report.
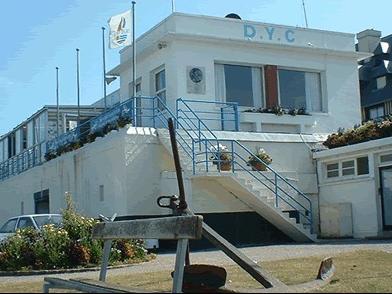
[132,1,136,98]
[302,0,309,28]
[56,67,60,136]
[102,27,107,111]
[76,48,80,125]
[172,0,175,13]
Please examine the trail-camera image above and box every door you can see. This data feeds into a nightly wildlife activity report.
[380,167,392,230]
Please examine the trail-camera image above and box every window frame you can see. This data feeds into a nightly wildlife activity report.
[215,62,266,109]
[277,66,324,113]
[367,104,385,120]
[324,156,370,180]
[151,66,166,111]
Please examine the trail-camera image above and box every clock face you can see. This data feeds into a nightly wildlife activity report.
[189,68,203,83]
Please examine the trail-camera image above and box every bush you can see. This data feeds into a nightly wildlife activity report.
[0,195,149,271]
[323,117,392,149]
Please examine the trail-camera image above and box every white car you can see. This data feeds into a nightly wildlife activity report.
[0,214,62,243]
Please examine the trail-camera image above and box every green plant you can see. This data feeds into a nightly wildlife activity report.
[0,194,150,271]
[323,117,392,149]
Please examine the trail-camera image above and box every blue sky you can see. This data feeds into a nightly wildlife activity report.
[0,0,390,134]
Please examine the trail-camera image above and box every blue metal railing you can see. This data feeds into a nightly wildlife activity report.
[176,99,239,132]
[0,142,45,181]
[175,99,313,232]
[0,94,313,233]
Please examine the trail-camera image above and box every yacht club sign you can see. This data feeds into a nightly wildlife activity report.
[244,23,296,43]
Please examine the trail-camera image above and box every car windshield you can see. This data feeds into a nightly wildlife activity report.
[33,215,62,229]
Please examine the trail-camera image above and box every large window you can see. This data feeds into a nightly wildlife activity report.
[155,69,166,110]
[215,64,264,107]
[278,69,322,112]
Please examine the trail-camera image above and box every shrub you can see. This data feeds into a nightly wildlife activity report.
[323,117,392,149]
[0,195,149,271]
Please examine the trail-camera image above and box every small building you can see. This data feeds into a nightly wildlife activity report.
[0,12,375,246]
[315,137,392,238]
[0,105,103,181]
[357,29,392,121]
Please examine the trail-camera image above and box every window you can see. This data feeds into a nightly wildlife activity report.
[357,157,369,175]
[377,76,387,89]
[136,82,142,94]
[216,64,264,107]
[325,156,369,179]
[326,163,339,178]
[0,219,17,233]
[17,217,35,230]
[380,153,392,163]
[367,104,384,120]
[342,160,355,176]
[0,140,3,162]
[7,133,16,158]
[33,215,62,229]
[22,125,28,150]
[155,69,166,110]
[278,69,322,112]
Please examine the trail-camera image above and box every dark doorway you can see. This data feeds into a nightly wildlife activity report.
[34,189,50,214]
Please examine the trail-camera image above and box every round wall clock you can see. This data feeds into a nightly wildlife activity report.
[189,67,203,83]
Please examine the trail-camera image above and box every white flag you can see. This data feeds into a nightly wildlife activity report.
[108,10,132,49]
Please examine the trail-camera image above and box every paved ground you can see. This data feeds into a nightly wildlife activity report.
[1,239,391,284]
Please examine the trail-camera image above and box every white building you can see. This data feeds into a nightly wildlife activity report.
[0,13,378,246]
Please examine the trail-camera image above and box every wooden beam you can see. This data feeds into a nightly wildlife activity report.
[202,222,285,289]
[92,215,203,240]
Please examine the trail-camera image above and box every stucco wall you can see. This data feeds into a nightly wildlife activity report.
[318,178,378,238]
[0,128,320,231]
[115,14,362,134]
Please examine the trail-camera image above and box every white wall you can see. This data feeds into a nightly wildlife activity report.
[318,178,378,238]
[115,13,362,134]
[314,139,392,238]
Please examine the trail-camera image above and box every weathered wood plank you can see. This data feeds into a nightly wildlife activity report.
[72,279,158,293]
[92,216,203,240]
[202,222,285,289]
[172,239,188,293]
[43,277,127,293]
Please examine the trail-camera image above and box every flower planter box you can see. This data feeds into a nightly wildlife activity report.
[250,162,267,171]
[219,162,232,171]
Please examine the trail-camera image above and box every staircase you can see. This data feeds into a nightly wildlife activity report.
[158,128,317,242]
[125,96,316,242]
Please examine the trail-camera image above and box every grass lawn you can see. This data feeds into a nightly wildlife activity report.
[0,250,391,293]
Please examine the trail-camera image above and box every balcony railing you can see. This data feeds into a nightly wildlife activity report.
[0,142,45,181]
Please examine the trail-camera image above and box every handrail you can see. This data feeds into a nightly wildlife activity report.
[176,98,313,231]
[176,98,239,132]
[0,142,44,181]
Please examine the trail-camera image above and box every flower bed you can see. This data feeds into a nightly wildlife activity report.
[45,116,132,162]
[244,106,309,116]
[323,118,392,149]
[0,196,149,271]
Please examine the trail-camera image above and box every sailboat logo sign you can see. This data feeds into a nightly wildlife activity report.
[108,10,132,49]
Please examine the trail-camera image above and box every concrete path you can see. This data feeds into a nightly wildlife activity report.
[1,239,391,284]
